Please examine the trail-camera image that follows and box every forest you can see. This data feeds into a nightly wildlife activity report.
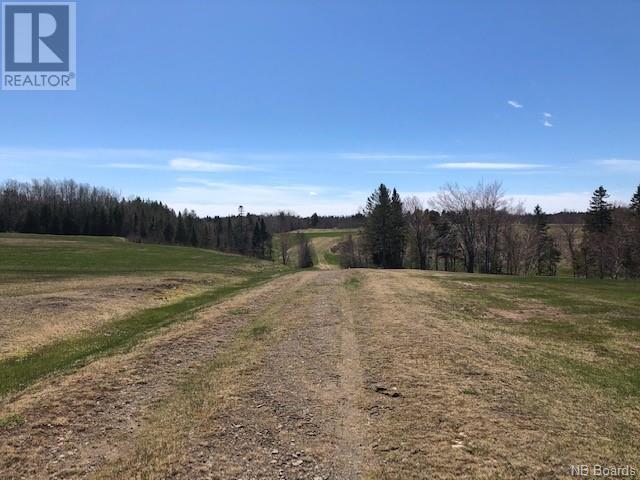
[340,182,640,279]
[1,178,639,279]
[0,179,363,259]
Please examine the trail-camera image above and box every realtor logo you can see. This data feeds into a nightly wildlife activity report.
[2,2,76,90]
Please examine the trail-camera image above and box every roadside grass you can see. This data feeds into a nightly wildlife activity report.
[435,272,640,400]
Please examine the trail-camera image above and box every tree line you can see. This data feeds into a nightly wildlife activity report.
[341,182,640,279]
[0,179,362,260]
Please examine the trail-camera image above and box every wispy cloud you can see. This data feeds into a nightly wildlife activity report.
[163,178,360,216]
[543,112,552,118]
[509,191,630,213]
[507,100,523,109]
[342,153,451,161]
[169,157,256,172]
[596,159,640,172]
[435,162,544,170]
[543,119,553,128]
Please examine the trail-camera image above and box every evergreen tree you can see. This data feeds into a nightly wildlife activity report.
[388,188,406,268]
[175,213,187,244]
[259,218,271,259]
[189,224,199,247]
[582,186,613,278]
[365,184,392,267]
[364,184,406,268]
[585,186,612,233]
[251,221,262,257]
[310,213,319,227]
[631,185,640,216]
[163,222,175,243]
[533,205,560,276]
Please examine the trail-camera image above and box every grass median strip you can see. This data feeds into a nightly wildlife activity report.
[0,271,286,397]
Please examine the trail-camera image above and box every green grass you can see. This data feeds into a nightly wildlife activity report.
[344,276,361,289]
[0,413,25,429]
[0,233,290,396]
[324,251,341,266]
[297,229,359,240]
[435,272,640,399]
[0,233,268,278]
[243,320,272,339]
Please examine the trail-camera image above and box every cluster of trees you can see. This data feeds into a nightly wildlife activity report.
[562,186,640,279]
[0,178,364,262]
[262,210,364,233]
[342,182,640,279]
[0,179,276,258]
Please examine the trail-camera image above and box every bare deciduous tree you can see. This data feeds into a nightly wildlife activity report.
[404,196,432,270]
[432,181,506,273]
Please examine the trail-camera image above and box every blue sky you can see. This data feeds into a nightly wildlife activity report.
[1,0,639,215]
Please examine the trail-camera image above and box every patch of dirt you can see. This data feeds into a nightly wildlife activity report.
[94,270,371,479]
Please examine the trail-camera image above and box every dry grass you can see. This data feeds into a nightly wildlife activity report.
[0,273,239,359]
[2,266,638,478]
[352,270,640,479]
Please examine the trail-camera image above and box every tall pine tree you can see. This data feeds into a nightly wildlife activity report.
[583,186,613,278]
[585,186,612,233]
[631,185,640,216]
[533,205,560,276]
[364,184,406,268]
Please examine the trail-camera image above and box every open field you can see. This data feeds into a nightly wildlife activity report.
[1,234,639,478]
[0,234,287,395]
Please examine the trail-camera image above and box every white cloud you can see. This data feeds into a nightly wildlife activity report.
[342,153,451,161]
[508,100,523,109]
[435,162,544,170]
[157,178,361,216]
[169,157,255,172]
[543,112,553,118]
[509,191,628,213]
[543,119,553,128]
[596,159,640,172]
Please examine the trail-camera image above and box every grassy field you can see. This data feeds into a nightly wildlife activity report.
[0,233,288,396]
[0,233,270,277]
[434,273,640,398]
[1,232,639,478]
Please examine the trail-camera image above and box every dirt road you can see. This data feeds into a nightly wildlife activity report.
[1,270,637,479]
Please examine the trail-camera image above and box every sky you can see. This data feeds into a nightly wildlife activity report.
[1,0,640,216]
